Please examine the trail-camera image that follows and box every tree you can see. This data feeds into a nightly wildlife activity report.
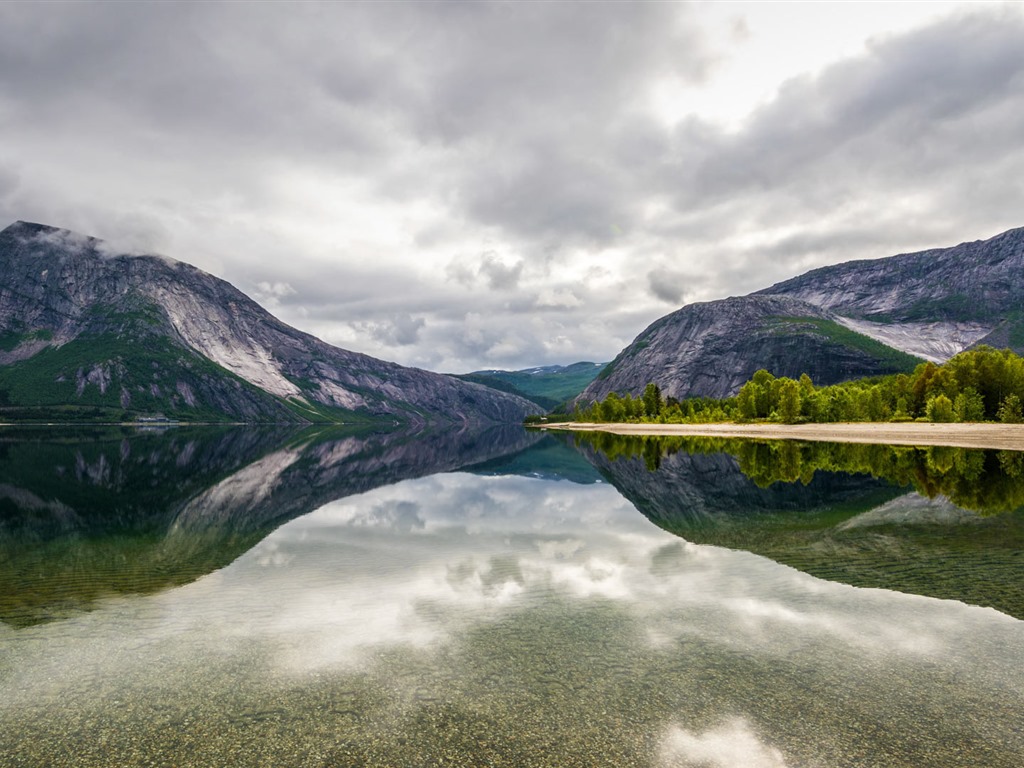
[954,387,985,422]
[998,393,1023,424]
[598,392,623,422]
[926,394,955,423]
[776,378,801,424]
[736,381,757,420]
[751,370,775,417]
[642,382,663,419]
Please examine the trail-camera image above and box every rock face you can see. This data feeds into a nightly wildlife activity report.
[0,221,539,423]
[758,226,1024,322]
[581,295,920,402]
[579,226,1024,403]
[759,225,1024,359]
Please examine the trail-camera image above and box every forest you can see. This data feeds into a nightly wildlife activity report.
[569,346,1024,426]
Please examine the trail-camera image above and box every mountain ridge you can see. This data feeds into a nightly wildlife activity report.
[579,225,1024,405]
[0,221,539,424]
[454,360,607,410]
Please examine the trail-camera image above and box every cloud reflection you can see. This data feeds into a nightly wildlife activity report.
[2,470,1022,767]
[211,473,1019,679]
[659,718,789,768]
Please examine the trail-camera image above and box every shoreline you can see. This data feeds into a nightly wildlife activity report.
[537,421,1024,451]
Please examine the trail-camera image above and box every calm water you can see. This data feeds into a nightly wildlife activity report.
[1,427,1022,767]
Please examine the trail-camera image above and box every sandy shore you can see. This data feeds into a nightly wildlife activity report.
[538,421,1024,451]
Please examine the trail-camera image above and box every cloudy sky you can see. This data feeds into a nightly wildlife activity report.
[1,1,1023,373]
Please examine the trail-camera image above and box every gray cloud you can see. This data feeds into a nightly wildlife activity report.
[647,268,690,305]
[478,253,523,291]
[1,3,1021,372]
[358,312,426,348]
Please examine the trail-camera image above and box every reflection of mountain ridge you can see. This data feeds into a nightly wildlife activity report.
[566,435,901,527]
[0,425,541,627]
[568,434,1024,619]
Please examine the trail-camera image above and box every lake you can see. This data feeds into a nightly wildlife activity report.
[1,426,1022,767]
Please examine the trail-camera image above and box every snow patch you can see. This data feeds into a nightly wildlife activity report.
[835,317,992,363]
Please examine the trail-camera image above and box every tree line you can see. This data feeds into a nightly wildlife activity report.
[571,346,1024,425]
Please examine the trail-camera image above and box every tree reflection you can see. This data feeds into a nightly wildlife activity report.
[574,432,1024,516]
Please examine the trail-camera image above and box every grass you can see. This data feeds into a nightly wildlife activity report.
[770,316,923,372]
[0,331,292,422]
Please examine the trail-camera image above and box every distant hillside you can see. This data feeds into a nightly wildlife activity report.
[578,226,1023,405]
[456,361,607,410]
[0,221,539,424]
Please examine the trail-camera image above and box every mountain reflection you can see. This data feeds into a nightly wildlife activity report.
[0,425,541,627]
[571,432,1024,619]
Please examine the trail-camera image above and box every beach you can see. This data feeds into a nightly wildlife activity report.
[538,421,1024,451]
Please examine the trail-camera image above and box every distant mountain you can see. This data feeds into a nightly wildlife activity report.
[0,221,539,424]
[579,226,1024,404]
[455,361,607,410]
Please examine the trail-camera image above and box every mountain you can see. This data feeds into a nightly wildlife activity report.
[0,221,539,424]
[582,295,921,402]
[455,361,607,409]
[757,225,1024,358]
[579,226,1024,404]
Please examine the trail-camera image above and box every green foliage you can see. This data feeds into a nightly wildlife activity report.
[867,294,983,324]
[572,346,1024,426]
[770,316,923,372]
[998,394,1023,424]
[0,332,285,423]
[0,328,53,352]
[642,383,662,418]
[926,394,955,423]
[954,388,985,422]
[776,378,801,424]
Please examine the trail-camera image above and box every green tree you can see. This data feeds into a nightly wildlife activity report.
[953,387,985,422]
[736,381,758,420]
[998,393,1023,423]
[926,394,955,423]
[598,392,623,422]
[776,378,801,424]
[642,382,663,419]
[751,370,775,417]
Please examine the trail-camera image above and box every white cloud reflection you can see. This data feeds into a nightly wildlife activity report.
[2,471,1023,766]
[187,472,1017,678]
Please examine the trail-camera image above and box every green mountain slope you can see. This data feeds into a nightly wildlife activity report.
[457,362,607,409]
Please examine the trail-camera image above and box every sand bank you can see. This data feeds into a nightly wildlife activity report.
[538,421,1024,451]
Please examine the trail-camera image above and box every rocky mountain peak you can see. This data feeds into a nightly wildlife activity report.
[579,226,1023,405]
[0,221,540,424]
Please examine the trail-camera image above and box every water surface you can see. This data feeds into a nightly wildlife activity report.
[1,428,1021,767]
